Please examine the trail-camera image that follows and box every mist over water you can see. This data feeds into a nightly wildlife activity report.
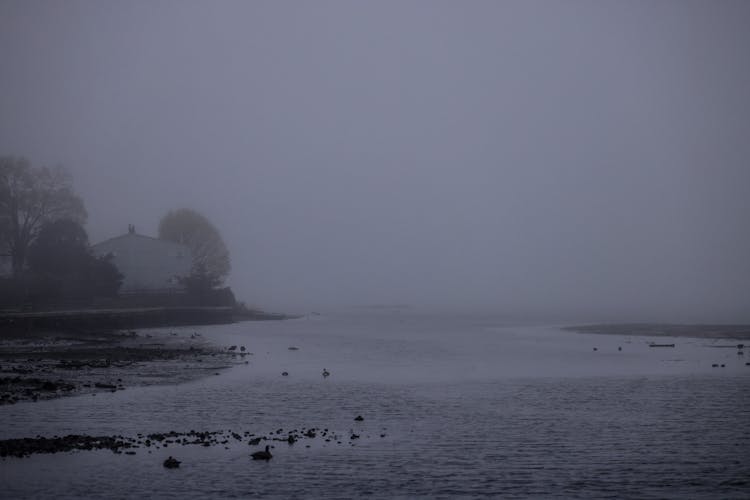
[2,315,749,498]
[1,1,749,320]
[2,4,750,498]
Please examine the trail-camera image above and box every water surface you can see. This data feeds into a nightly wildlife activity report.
[2,313,748,498]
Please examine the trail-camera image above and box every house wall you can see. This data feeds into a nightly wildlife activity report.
[91,233,192,293]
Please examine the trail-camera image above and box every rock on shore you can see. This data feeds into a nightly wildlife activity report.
[0,328,238,405]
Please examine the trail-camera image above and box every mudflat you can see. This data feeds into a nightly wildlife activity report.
[0,327,245,405]
[564,323,750,340]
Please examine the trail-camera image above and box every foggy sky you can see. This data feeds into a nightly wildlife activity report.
[1,1,749,321]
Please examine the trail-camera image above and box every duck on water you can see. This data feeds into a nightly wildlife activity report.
[251,445,273,460]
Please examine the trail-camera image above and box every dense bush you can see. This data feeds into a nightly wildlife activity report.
[20,219,122,306]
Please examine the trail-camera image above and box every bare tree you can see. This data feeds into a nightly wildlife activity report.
[158,208,231,284]
[0,156,87,277]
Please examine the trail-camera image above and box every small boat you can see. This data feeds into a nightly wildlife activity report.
[649,343,675,348]
[251,445,272,460]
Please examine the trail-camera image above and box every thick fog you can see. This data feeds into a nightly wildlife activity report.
[1,1,748,321]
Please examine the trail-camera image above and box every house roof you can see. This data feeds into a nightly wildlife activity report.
[92,232,188,250]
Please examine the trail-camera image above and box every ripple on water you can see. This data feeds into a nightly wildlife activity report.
[2,318,749,499]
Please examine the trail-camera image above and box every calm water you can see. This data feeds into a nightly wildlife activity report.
[2,313,749,498]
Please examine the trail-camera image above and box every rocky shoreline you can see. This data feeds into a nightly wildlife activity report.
[0,418,384,459]
[0,327,246,405]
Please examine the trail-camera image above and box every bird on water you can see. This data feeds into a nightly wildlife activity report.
[251,445,273,460]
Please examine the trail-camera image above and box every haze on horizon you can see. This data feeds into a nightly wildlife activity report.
[1,0,748,322]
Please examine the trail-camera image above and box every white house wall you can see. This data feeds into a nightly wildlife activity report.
[91,234,192,293]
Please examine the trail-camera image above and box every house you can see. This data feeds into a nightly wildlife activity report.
[91,225,192,293]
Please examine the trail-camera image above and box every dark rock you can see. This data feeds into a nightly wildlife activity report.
[40,381,58,391]
[0,434,136,458]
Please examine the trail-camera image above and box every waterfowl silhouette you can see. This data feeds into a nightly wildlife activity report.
[163,456,181,468]
[322,368,330,378]
[251,445,272,460]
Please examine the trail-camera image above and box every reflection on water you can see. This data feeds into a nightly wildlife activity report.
[2,314,749,498]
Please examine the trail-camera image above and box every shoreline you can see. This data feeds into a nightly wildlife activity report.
[0,326,251,406]
[0,424,375,458]
[0,306,294,334]
[564,323,750,340]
